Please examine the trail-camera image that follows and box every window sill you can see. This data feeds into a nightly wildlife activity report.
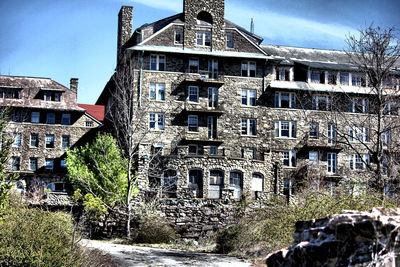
[241,134,257,138]
[150,100,166,103]
[149,129,165,132]
[241,105,257,108]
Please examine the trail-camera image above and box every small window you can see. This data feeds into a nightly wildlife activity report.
[340,73,349,85]
[12,110,23,122]
[309,123,319,139]
[189,58,199,73]
[188,144,198,155]
[45,134,54,149]
[327,72,337,85]
[241,118,257,136]
[275,121,296,138]
[327,153,337,174]
[150,55,166,71]
[312,95,331,111]
[309,151,318,165]
[188,115,198,132]
[85,121,94,127]
[62,135,70,149]
[226,33,233,48]
[30,133,39,147]
[44,92,52,101]
[55,92,62,102]
[46,113,55,124]
[382,130,391,148]
[149,84,165,101]
[196,31,211,46]
[188,86,199,103]
[327,124,336,144]
[174,29,183,44]
[45,159,54,171]
[241,61,256,77]
[241,89,256,106]
[29,158,38,171]
[61,159,67,168]
[350,154,370,170]
[12,133,21,147]
[208,87,218,108]
[11,157,20,171]
[31,112,40,123]
[210,146,218,155]
[282,151,296,167]
[61,113,70,125]
[149,113,165,130]
[310,70,325,83]
[352,73,366,86]
[349,98,369,113]
[349,126,369,142]
[276,68,291,81]
[275,92,295,108]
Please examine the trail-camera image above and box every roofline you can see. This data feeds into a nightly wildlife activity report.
[84,112,103,126]
[139,23,179,46]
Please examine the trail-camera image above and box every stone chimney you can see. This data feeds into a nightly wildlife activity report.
[117,6,133,62]
[70,78,78,92]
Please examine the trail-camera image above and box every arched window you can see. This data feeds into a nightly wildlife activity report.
[197,11,213,25]
[230,171,243,199]
[209,169,224,199]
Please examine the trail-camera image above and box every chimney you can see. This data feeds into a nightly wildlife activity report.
[117,6,133,62]
[70,78,78,92]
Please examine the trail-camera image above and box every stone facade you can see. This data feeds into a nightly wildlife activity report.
[0,75,102,194]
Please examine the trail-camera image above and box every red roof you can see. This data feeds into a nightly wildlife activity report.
[78,104,105,122]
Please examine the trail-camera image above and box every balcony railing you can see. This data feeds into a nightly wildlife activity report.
[184,70,225,84]
[183,101,224,114]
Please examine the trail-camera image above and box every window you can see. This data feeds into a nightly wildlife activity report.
[12,133,21,147]
[189,58,199,73]
[45,134,54,148]
[309,151,318,164]
[188,86,199,103]
[61,113,70,125]
[340,72,349,85]
[350,154,370,170]
[46,113,55,124]
[150,55,165,71]
[210,146,218,155]
[226,33,233,48]
[209,170,223,199]
[61,159,67,168]
[188,115,198,132]
[55,92,62,102]
[85,121,94,127]
[149,113,165,130]
[276,68,290,81]
[282,151,296,167]
[162,169,178,188]
[384,102,399,115]
[174,29,183,44]
[275,121,296,138]
[382,130,391,148]
[208,87,218,108]
[229,171,243,199]
[275,92,295,108]
[241,118,257,136]
[241,61,256,77]
[149,83,165,101]
[241,89,256,106]
[12,110,22,122]
[327,153,337,174]
[283,179,295,196]
[352,73,365,86]
[327,72,337,85]
[43,91,62,101]
[312,95,331,110]
[30,133,39,147]
[0,88,21,99]
[31,111,40,123]
[196,31,211,46]
[62,135,70,149]
[349,98,369,113]
[251,173,264,198]
[309,123,319,139]
[188,144,198,155]
[208,59,218,79]
[45,159,54,171]
[327,124,336,144]
[11,157,20,171]
[349,126,369,142]
[44,92,52,101]
[310,70,324,83]
[29,158,38,171]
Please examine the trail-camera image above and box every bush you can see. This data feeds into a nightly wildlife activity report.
[134,216,178,244]
[215,188,395,258]
[0,199,104,267]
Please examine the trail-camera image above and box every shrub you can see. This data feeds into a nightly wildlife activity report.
[134,216,178,244]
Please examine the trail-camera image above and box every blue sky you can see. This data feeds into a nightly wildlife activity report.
[0,0,399,104]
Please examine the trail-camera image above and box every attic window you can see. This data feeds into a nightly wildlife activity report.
[226,33,233,48]
[174,30,183,44]
[43,91,62,102]
[0,88,21,99]
[197,11,213,25]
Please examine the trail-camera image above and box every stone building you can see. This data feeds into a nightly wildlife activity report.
[97,0,400,202]
[0,75,103,195]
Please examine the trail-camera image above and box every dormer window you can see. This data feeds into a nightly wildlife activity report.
[196,31,211,46]
[43,91,62,101]
[174,30,183,44]
[276,67,291,81]
[226,33,233,48]
[0,88,21,99]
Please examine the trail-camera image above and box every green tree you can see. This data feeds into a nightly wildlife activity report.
[66,133,135,212]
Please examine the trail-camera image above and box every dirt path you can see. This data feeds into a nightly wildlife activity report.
[81,239,252,267]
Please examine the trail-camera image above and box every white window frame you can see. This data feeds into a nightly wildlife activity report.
[188,86,199,103]
[382,130,391,148]
[309,123,319,139]
[276,67,291,81]
[309,151,319,165]
[282,151,296,167]
[174,29,183,44]
[349,126,370,142]
[327,153,337,174]
[150,54,166,71]
[241,118,257,136]
[11,156,20,171]
[241,61,256,77]
[188,115,199,132]
[30,133,39,147]
[349,98,369,113]
[310,70,323,83]
[350,154,370,170]
[149,113,165,130]
[45,134,55,149]
[352,73,364,86]
[196,31,211,46]
[327,124,336,144]
[45,158,54,171]
[12,133,21,147]
[149,83,166,101]
[241,89,256,107]
[275,121,296,138]
[312,95,331,111]
[275,92,296,108]
[29,157,38,171]
[340,72,350,85]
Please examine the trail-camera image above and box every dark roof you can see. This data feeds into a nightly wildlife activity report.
[225,19,263,44]
[0,75,69,90]
[78,104,105,122]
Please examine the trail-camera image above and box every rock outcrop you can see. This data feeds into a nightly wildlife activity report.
[266,208,400,266]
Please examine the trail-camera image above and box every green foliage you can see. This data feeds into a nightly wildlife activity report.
[0,200,88,266]
[216,188,395,258]
[134,216,179,244]
[83,193,108,221]
[66,133,129,208]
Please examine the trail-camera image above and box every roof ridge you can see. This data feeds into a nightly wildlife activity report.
[261,44,345,53]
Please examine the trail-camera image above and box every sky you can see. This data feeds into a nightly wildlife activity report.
[0,0,399,104]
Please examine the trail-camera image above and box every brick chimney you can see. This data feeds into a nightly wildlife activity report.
[117,6,133,62]
[70,78,78,92]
